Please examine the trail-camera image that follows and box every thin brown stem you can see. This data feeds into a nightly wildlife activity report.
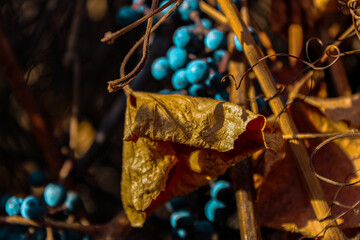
[101,0,178,43]
[0,216,103,236]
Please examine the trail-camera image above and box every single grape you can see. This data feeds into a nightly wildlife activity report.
[204,198,226,222]
[165,196,187,212]
[29,170,47,187]
[167,47,188,71]
[213,49,227,66]
[172,228,188,239]
[0,194,11,213]
[151,57,171,80]
[188,83,205,96]
[5,196,23,216]
[158,89,172,94]
[172,69,189,90]
[20,196,45,220]
[178,0,199,21]
[214,91,229,101]
[65,191,82,213]
[170,210,194,229]
[201,18,212,29]
[173,27,192,48]
[159,0,175,15]
[194,220,214,239]
[233,35,243,51]
[186,60,209,84]
[204,29,225,51]
[210,180,232,201]
[44,183,67,207]
[205,72,225,90]
[116,6,139,27]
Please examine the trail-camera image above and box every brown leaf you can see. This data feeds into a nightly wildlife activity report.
[300,93,360,128]
[122,91,267,227]
[257,101,360,236]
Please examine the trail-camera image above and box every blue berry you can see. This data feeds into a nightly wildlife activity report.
[170,210,193,229]
[29,170,47,187]
[167,47,188,71]
[210,180,232,200]
[194,220,214,239]
[172,228,188,239]
[214,91,229,101]
[186,60,209,84]
[158,89,172,94]
[201,18,212,29]
[151,57,171,80]
[5,196,23,216]
[204,198,226,222]
[0,194,11,213]
[172,69,189,90]
[165,196,187,212]
[256,97,266,112]
[116,6,139,27]
[205,72,225,90]
[188,84,205,96]
[44,183,67,207]
[178,0,199,21]
[205,29,225,51]
[234,35,243,51]
[20,196,45,220]
[159,0,175,15]
[173,27,192,48]
[213,49,227,65]
[65,191,82,213]
[132,0,146,13]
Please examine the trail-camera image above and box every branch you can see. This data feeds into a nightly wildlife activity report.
[0,216,103,236]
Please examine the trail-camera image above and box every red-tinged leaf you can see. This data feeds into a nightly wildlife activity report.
[257,102,360,236]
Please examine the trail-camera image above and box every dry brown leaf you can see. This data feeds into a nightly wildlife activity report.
[300,93,360,128]
[257,102,360,236]
[122,91,267,227]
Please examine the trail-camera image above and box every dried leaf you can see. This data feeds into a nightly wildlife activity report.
[300,93,360,128]
[122,91,267,227]
[257,101,360,236]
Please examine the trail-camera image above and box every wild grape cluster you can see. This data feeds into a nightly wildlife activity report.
[0,171,89,240]
[166,179,236,239]
[116,0,263,101]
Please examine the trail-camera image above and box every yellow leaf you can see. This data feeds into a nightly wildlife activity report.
[122,91,267,227]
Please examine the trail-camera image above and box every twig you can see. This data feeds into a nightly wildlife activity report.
[231,3,261,239]
[198,1,228,25]
[0,216,103,236]
[282,131,358,140]
[59,0,85,183]
[217,0,346,239]
[0,25,62,179]
[288,24,354,100]
[101,0,178,43]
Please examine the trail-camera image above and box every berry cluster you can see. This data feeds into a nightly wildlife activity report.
[0,171,89,240]
[166,179,236,239]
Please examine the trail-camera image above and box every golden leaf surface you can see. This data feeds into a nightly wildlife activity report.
[122,91,266,227]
